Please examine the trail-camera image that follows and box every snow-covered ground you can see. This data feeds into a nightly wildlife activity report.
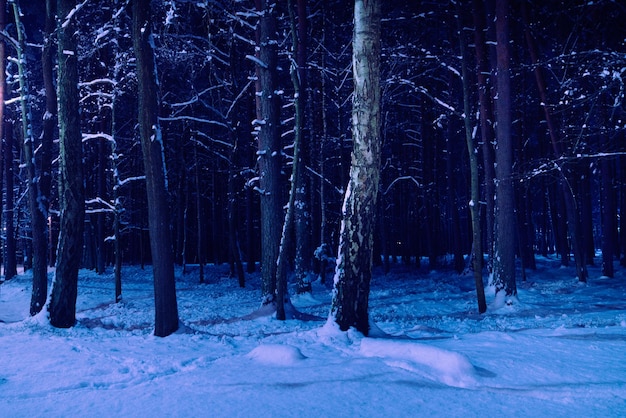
[1,256,626,417]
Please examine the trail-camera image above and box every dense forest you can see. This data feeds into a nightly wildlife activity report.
[0,0,625,336]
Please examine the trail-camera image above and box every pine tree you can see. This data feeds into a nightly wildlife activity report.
[132,0,179,337]
[49,0,85,328]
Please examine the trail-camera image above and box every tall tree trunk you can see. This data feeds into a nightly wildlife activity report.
[49,0,85,328]
[473,0,496,272]
[11,1,48,314]
[0,0,5,277]
[458,4,486,313]
[330,0,381,336]
[254,0,283,305]
[292,0,312,295]
[492,0,517,300]
[132,0,179,337]
[4,120,16,280]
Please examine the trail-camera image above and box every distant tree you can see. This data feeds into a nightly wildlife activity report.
[491,0,517,301]
[132,0,179,337]
[331,0,381,335]
[49,0,85,328]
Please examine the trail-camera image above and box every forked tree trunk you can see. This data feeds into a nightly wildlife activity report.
[49,0,85,328]
[132,0,179,337]
[331,0,381,335]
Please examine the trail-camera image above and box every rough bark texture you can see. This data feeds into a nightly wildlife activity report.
[11,2,49,315]
[49,0,85,328]
[492,0,517,299]
[132,0,179,337]
[293,0,312,295]
[331,0,381,336]
[254,0,283,304]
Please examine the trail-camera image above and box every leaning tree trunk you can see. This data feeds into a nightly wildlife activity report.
[492,0,517,300]
[457,3,486,313]
[11,2,49,315]
[330,0,381,336]
[132,0,179,337]
[49,0,85,328]
[254,0,283,305]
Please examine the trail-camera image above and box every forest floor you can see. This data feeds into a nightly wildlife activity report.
[1,255,626,417]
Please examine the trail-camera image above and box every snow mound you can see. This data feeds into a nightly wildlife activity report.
[360,338,477,388]
[246,344,307,365]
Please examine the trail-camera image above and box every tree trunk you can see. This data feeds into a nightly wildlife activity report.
[331,0,381,336]
[292,0,312,295]
[473,0,496,273]
[49,0,85,328]
[132,0,179,337]
[492,0,517,300]
[11,2,48,314]
[4,120,16,280]
[0,0,4,276]
[254,0,283,305]
[600,156,615,277]
[458,4,486,313]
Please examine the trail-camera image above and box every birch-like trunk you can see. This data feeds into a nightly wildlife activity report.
[331,0,381,336]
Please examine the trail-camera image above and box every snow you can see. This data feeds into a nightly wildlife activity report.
[1,257,626,416]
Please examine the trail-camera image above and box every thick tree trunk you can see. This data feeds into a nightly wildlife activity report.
[492,0,517,300]
[0,0,4,277]
[254,0,283,304]
[49,0,85,328]
[331,0,381,336]
[132,0,179,337]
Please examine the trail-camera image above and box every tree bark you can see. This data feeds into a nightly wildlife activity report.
[254,0,283,305]
[331,0,381,335]
[492,0,517,300]
[458,4,486,313]
[49,0,85,328]
[4,120,16,280]
[132,0,179,337]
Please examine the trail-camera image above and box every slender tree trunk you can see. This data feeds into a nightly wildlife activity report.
[292,0,312,295]
[4,120,16,280]
[600,156,615,277]
[458,4,486,313]
[331,0,381,335]
[254,0,283,305]
[49,0,85,328]
[473,0,496,272]
[132,0,179,337]
[492,0,517,300]
[11,2,48,313]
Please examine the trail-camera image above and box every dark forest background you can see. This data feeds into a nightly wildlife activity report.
[1,0,625,290]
